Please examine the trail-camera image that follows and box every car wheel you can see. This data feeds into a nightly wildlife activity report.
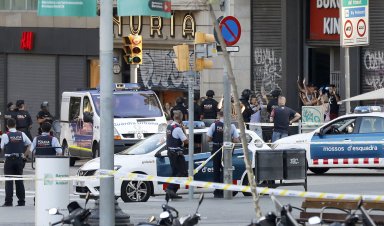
[309,167,329,175]
[62,141,76,167]
[92,142,100,159]
[121,180,151,202]
[242,175,252,197]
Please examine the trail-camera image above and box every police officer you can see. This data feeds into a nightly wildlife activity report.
[207,111,240,198]
[1,118,31,207]
[170,97,188,121]
[200,90,219,120]
[4,102,16,132]
[165,110,188,199]
[240,89,254,128]
[14,100,33,141]
[36,101,53,135]
[31,122,62,156]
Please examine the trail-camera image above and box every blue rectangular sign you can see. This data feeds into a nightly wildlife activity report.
[344,7,366,18]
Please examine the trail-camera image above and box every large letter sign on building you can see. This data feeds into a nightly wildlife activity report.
[340,0,369,46]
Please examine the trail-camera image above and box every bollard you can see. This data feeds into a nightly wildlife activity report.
[35,156,69,226]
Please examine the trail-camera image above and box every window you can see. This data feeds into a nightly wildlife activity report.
[83,97,93,113]
[69,97,81,121]
[359,117,384,134]
[0,0,37,11]
[323,117,356,135]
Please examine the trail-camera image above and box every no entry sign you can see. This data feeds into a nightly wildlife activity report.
[219,16,242,46]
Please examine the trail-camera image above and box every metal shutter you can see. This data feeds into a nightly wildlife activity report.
[7,54,56,138]
[251,0,283,94]
[360,0,384,105]
[59,56,87,95]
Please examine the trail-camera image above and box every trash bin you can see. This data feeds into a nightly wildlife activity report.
[255,150,284,180]
[283,149,306,180]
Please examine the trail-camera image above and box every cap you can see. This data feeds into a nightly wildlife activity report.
[41,101,49,108]
[206,90,215,97]
[16,100,24,107]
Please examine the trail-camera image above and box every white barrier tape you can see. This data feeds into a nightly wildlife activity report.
[1,173,383,201]
[193,146,222,175]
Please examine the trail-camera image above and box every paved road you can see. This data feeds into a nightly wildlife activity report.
[0,161,383,226]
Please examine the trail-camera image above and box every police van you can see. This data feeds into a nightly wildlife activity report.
[60,83,167,166]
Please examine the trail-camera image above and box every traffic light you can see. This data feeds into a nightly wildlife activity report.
[173,44,190,72]
[122,34,142,64]
[194,31,217,72]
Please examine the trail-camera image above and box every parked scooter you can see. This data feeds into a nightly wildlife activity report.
[139,193,204,226]
[49,193,91,226]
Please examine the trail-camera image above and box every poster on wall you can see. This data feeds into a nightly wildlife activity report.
[38,0,97,17]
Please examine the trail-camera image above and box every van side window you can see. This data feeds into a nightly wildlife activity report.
[69,97,81,121]
[83,97,93,113]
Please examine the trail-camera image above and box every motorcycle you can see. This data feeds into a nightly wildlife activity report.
[49,193,91,226]
[139,193,204,226]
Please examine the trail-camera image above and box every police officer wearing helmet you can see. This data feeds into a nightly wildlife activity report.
[37,101,53,135]
[165,110,188,199]
[170,97,188,121]
[1,118,32,207]
[14,100,33,140]
[31,122,62,156]
[207,111,240,198]
[200,90,219,120]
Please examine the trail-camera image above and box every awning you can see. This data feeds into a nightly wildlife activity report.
[340,88,384,103]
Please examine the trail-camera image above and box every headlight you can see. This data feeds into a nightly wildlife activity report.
[114,127,121,140]
[158,123,168,133]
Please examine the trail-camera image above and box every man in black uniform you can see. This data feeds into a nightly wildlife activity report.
[4,102,16,132]
[170,97,188,121]
[165,110,188,199]
[36,101,53,135]
[207,111,240,198]
[1,118,31,207]
[240,89,254,128]
[14,100,33,141]
[200,90,219,120]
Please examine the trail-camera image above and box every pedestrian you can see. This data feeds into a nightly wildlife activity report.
[4,102,16,132]
[240,89,254,129]
[165,110,188,199]
[320,94,330,122]
[170,97,188,121]
[200,90,219,120]
[207,110,240,198]
[36,101,53,135]
[249,94,267,140]
[163,102,172,121]
[14,100,33,141]
[31,122,62,156]
[1,118,32,207]
[270,96,301,142]
[328,84,341,119]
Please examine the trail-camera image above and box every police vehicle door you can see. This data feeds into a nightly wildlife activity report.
[310,117,357,161]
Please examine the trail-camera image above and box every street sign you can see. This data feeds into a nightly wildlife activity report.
[37,0,97,17]
[219,16,242,46]
[217,46,240,53]
[340,0,369,46]
[117,0,171,18]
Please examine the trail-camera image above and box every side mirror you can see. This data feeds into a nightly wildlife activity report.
[254,139,264,148]
[155,150,168,158]
[83,112,93,123]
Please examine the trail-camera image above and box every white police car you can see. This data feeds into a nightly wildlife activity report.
[74,124,269,202]
[272,106,384,174]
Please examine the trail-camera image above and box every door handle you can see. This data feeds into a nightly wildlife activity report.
[343,139,351,142]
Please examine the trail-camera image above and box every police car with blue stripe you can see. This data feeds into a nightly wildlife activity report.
[74,122,269,202]
[272,106,384,174]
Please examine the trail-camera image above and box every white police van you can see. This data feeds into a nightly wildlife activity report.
[60,83,167,166]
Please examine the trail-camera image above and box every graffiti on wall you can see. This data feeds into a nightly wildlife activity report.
[363,50,384,90]
[139,49,199,90]
[253,48,282,94]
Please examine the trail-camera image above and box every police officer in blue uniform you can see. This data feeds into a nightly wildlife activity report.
[200,90,219,120]
[165,110,188,199]
[207,111,240,198]
[14,100,33,141]
[1,118,31,207]
[31,122,62,156]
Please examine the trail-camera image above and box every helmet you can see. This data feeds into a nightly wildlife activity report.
[16,100,24,108]
[206,90,215,97]
[271,89,281,98]
[41,101,49,108]
[241,89,252,98]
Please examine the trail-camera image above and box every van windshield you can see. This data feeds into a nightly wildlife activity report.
[118,133,166,155]
[91,93,163,118]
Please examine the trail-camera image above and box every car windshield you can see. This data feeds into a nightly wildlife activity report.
[91,93,163,118]
[118,133,166,155]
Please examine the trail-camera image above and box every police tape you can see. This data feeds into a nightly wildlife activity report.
[1,173,383,202]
